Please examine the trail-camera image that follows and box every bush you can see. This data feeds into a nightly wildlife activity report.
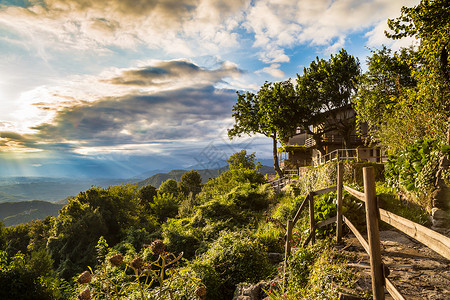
[191,230,274,300]
[255,222,284,253]
[227,183,270,211]
[385,138,440,192]
[161,218,202,259]
[151,192,181,222]
[0,250,71,300]
[278,240,359,300]
[271,195,305,223]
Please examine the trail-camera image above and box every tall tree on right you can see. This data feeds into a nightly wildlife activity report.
[385,0,450,213]
[386,0,450,144]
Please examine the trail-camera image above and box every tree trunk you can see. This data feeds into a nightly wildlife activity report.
[272,132,283,177]
[313,133,326,156]
[447,115,450,145]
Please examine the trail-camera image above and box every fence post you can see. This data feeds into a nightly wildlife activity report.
[364,167,385,300]
[309,193,315,244]
[283,220,294,292]
[336,163,343,244]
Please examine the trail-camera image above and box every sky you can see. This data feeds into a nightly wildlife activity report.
[0,0,418,178]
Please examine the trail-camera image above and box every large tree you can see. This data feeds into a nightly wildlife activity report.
[352,47,435,152]
[386,0,450,144]
[296,49,361,154]
[228,80,300,177]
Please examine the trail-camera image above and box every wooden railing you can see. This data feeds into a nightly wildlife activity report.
[283,164,450,299]
[268,169,299,192]
[312,148,358,166]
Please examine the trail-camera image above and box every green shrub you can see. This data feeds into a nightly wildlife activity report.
[376,183,430,226]
[255,222,284,253]
[271,195,305,222]
[313,193,337,238]
[161,218,202,259]
[385,138,440,192]
[277,240,360,300]
[227,183,270,211]
[151,192,181,222]
[191,230,274,300]
[0,250,71,300]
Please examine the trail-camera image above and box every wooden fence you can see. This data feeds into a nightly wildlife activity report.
[283,164,450,300]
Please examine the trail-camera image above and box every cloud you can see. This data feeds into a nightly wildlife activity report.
[106,59,242,87]
[0,59,241,156]
[0,0,249,56]
[256,63,285,78]
[244,0,417,61]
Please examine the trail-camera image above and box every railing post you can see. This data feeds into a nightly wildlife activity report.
[364,167,385,300]
[336,163,343,244]
[283,219,294,292]
[309,193,315,244]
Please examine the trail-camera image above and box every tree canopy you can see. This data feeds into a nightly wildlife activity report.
[386,0,450,144]
[296,49,361,153]
[228,80,300,176]
[227,150,259,170]
[178,170,202,196]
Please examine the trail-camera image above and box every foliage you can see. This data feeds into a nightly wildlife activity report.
[385,139,440,192]
[271,194,305,223]
[226,149,259,170]
[159,179,180,196]
[379,0,450,149]
[254,221,284,254]
[313,193,337,238]
[162,165,271,260]
[272,240,359,300]
[198,168,266,203]
[386,0,450,86]
[178,170,202,197]
[0,250,73,300]
[4,222,31,257]
[76,239,202,300]
[191,230,274,300]
[161,218,202,259]
[295,162,385,195]
[354,46,447,152]
[151,192,181,223]
[295,162,337,194]
[228,80,300,176]
[46,184,158,279]
[296,49,361,152]
[0,222,5,250]
[376,183,430,226]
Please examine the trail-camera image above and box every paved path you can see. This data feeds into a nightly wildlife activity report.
[343,230,450,299]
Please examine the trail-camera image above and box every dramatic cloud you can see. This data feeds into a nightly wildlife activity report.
[0,0,248,56]
[0,59,241,156]
[106,60,242,88]
[0,0,416,66]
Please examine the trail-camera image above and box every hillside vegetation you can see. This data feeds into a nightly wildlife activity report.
[0,151,289,299]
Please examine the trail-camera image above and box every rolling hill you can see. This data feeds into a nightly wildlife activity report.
[0,200,63,227]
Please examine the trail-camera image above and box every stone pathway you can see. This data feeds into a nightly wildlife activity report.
[343,230,450,299]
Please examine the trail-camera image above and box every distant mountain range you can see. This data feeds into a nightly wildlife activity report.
[137,165,274,188]
[0,200,63,227]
